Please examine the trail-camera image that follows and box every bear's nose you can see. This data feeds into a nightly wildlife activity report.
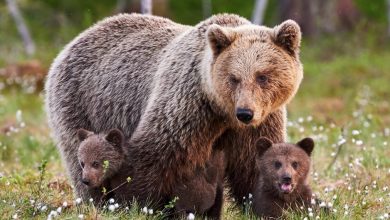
[81,178,90,186]
[281,175,292,183]
[236,108,254,124]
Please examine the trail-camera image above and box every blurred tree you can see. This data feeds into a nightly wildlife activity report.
[141,0,152,14]
[6,0,35,56]
[388,0,390,35]
[279,0,360,37]
[202,0,212,18]
[252,0,268,25]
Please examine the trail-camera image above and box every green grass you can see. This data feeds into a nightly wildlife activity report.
[1,5,390,218]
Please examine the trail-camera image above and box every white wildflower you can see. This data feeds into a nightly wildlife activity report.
[108,204,116,212]
[187,213,195,220]
[142,206,148,214]
[75,198,82,205]
[148,209,153,215]
[109,198,115,204]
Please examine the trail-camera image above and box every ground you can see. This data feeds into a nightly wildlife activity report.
[0,29,390,219]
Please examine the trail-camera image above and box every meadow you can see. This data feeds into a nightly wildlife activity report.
[1,10,390,220]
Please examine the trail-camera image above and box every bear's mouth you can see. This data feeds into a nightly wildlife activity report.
[278,182,294,194]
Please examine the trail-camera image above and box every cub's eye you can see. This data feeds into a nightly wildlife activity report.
[92,161,99,169]
[229,75,240,85]
[256,75,268,86]
[274,161,282,169]
[80,162,85,168]
[292,161,299,169]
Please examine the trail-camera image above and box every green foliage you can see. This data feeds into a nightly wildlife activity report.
[355,0,387,23]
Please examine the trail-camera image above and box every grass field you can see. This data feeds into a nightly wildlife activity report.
[1,18,390,220]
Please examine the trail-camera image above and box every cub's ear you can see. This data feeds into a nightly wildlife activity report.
[296,137,314,156]
[207,24,236,56]
[273,20,301,56]
[77,129,93,142]
[105,129,124,151]
[256,137,273,157]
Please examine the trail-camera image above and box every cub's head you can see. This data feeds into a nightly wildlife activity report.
[204,20,303,127]
[77,128,126,188]
[256,137,314,196]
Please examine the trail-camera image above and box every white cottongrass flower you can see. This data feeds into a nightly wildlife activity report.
[89,198,93,203]
[142,206,148,214]
[62,201,68,207]
[187,213,195,220]
[352,130,360,135]
[41,205,48,212]
[309,212,314,217]
[355,140,363,146]
[248,193,253,199]
[319,201,326,207]
[16,110,22,123]
[75,198,82,205]
[311,198,316,205]
[56,207,62,213]
[109,198,115,204]
[78,214,84,219]
[108,204,116,212]
[148,209,153,215]
[12,214,18,219]
[114,203,119,208]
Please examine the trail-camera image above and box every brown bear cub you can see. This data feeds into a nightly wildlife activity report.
[173,150,225,220]
[252,137,314,218]
[78,128,225,218]
[77,128,133,203]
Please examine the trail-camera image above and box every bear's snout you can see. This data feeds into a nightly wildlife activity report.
[236,108,253,124]
[281,174,292,184]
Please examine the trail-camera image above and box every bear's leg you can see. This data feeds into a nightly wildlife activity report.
[218,108,286,207]
[205,183,224,220]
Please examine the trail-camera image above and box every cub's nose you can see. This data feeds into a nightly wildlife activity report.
[236,108,254,124]
[281,175,292,183]
[81,178,90,186]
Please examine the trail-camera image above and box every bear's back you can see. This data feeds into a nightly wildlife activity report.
[45,14,190,138]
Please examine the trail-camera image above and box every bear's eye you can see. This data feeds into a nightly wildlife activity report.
[292,161,299,169]
[229,75,240,86]
[80,162,85,168]
[274,161,282,169]
[92,161,99,169]
[256,75,268,86]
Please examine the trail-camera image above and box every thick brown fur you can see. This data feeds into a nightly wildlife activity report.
[45,13,303,210]
[173,150,225,219]
[252,137,314,218]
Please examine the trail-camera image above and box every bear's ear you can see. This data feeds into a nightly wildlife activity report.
[105,129,124,151]
[256,137,273,157]
[207,24,236,57]
[296,137,314,156]
[77,129,93,142]
[273,20,301,56]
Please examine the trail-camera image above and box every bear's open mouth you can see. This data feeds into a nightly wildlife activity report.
[279,182,293,194]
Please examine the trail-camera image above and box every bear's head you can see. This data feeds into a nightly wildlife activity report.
[203,20,303,127]
[77,128,126,188]
[256,137,314,197]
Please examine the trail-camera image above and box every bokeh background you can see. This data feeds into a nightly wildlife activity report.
[0,0,389,219]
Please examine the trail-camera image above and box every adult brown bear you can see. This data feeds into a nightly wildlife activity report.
[45,13,303,211]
